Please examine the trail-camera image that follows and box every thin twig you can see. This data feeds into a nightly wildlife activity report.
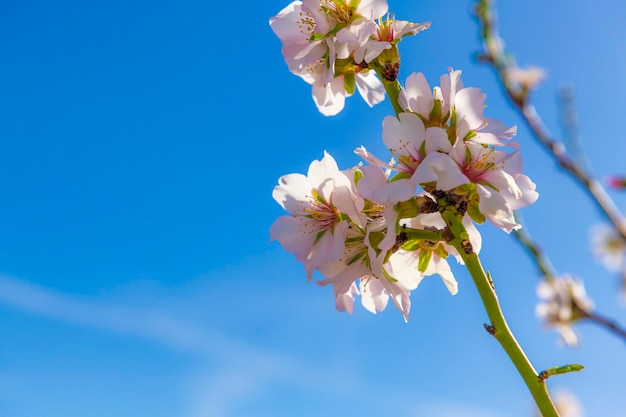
[474,0,626,242]
[557,86,592,176]
[512,217,557,280]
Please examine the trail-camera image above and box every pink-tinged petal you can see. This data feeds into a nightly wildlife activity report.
[356,165,386,199]
[354,40,391,64]
[425,127,452,153]
[399,72,433,115]
[272,173,310,213]
[378,277,411,322]
[354,146,395,170]
[440,67,463,115]
[386,250,423,290]
[487,170,523,201]
[379,205,399,252]
[331,184,366,227]
[302,0,334,34]
[282,41,326,71]
[336,18,377,50]
[308,150,340,177]
[406,212,446,230]
[398,112,428,148]
[381,115,407,151]
[334,41,351,61]
[312,77,347,116]
[383,179,419,203]
[269,216,317,262]
[358,165,417,204]
[318,259,370,293]
[270,1,308,44]
[510,174,539,210]
[477,184,519,233]
[455,87,486,138]
[355,71,385,107]
[356,0,388,20]
[360,278,390,314]
[334,282,359,314]
[393,20,431,38]
[304,221,349,279]
[381,112,427,162]
[472,118,517,145]
[412,152,469,191]
[424,256,458,295]
[496,147,524,175]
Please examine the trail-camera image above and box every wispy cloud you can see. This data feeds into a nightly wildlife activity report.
[0,274,233,356]
[0,274,511,417]
[0,274,370,416]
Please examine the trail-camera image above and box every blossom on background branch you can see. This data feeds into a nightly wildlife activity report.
[513,216,626,345]
[474,0,626,244]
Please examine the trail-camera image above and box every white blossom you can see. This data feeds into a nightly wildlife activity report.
[536,275,593,347]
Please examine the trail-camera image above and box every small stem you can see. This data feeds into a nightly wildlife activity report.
[382,77,403,117]
[372,64,403,116]
[513,222,557,281]
[439,206,559,417]
[403,227,443,242]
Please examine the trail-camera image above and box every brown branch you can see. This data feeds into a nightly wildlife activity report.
[474,0,626,242]
[584,310,626,343]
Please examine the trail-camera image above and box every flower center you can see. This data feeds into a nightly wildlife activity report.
[376,14,396,42]
[463,148,498,182]
[320,0,354,24]
[297,11,316,37]
[296,190,339,232]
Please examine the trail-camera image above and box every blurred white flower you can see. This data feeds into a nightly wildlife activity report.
[506,66,546,90]
[553,390,584,417]
[590,223,626,273]
[536,275,593,347]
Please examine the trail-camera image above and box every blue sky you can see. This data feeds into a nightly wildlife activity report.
[0,0,625,416]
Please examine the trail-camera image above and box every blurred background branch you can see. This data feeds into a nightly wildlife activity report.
[474,0,626,242]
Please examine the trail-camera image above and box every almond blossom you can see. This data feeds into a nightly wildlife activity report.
[412,140,538,232]
[270,0,389,115]
[358,69,538,233]
[270,151,365,280]
[315,164,482,321]
[316,218,416,321]
[590,223,626,273]
[270,1,431,115]
[353,15,431,66]
[536,275,594,347]
[399,69,517,146]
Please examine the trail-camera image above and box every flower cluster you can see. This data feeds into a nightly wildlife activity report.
[270,69,538,320]
[270,0,430,115]
[535,275,593,347]
[359,68,538,232]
